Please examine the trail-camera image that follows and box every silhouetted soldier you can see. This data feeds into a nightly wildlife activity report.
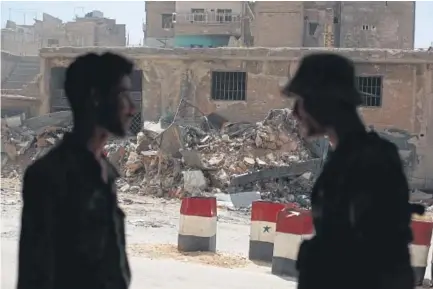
[282,53,423,289]
[17,53,136,289]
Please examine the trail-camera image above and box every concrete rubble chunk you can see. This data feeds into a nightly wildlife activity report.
[216,191,262,209]
[182,170,207,193]
[159,124,183,157]
[243,157,255,165]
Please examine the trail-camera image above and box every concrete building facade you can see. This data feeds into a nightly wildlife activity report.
[38,47,433,188]
[143,1,176,48]
[144,1,243,48]
[1,11,126,55]
[145,1,415,49]
[34,47,433,189]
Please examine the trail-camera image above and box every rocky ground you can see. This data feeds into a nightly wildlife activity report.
[1,174,300,289]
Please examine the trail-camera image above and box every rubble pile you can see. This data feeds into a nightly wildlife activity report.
[1,109,319,208]
[105,109,318,207]
[1,121,72,174]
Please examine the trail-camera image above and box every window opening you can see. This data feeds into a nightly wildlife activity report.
[191,9,205,22]
[161,14,174,29]
[211,71,246,101]
[308,22,319,36]
[217,9,233,22]
[356,76,382,107]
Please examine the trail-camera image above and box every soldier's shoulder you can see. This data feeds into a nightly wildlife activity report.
[363,131,400,158]
[24,143,68,179]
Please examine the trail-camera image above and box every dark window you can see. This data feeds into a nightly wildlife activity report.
[161,14,174,29]
[333,17,339,24]
[211,71,246,101]
[49,67,68,112]
[217,9,232,22]
[191,9,205,22]
[356,76,382,107]
[47,38,59,46]
[130,70,142,92]
[308,22,319,36]
[50,67,66,90]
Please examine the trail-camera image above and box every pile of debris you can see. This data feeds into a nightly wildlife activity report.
[1,109,320,208]
[106,109,320,208]
[1,119,72,174]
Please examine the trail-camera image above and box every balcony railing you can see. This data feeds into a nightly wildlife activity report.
[173,12,242,25]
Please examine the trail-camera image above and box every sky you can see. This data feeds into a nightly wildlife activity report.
[1,1,432,48]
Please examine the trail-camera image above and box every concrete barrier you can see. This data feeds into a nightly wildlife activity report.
[178,196,217,252]
[410,216,433,286]
[249,201,287,262]
[272,208,314,277]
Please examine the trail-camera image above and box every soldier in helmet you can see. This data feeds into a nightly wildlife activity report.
[282,53,422,289]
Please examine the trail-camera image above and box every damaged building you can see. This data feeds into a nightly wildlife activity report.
[1,11,126,56]
[20,46,431,192]
[144,1,415,49]
[2,46,432,203]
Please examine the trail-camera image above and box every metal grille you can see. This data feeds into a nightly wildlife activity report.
[178,11,241,24]
[192,9,205,22]
[211,71,246,101]
[356,76,382,107]
[216,9,232,22]
[129,91,142,135]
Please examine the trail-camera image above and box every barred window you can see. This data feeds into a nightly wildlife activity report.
[356,76,382,107]
[217,9,232,22]
[161,14,173,29]
[191,9,205,22]
[211,71,246,101]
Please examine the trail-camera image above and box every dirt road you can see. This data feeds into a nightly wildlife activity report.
[0,177,297,289]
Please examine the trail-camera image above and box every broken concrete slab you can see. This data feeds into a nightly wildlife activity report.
[23,111,72,134]
[4,114,24,128]
[159,124,183,157]
[216,191,261,209]
[230,159,321,187]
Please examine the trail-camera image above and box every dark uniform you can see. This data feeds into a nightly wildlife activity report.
[296,130,415,289]
[17,132,130,289]
[281,52,421,289]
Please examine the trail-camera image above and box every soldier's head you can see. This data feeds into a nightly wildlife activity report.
[64,52,135,138]
[282,53,363,140]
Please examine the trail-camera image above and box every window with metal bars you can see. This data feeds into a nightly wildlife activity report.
[191,9,205,22]
[356,76,382,107]
[217,9,232,22]
[211,71,246,101]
